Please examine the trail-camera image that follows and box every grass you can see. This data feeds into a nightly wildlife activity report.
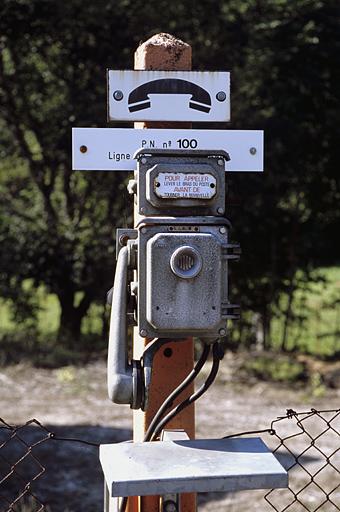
[0,267,339,368]
[0,283,106,366]
[243,353,306,383]
[0,286,103,336]
[270,267,340,357]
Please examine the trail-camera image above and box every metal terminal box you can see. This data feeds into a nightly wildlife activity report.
[134,149,229,217]
[137,217,240,339]
[107,148,242,407]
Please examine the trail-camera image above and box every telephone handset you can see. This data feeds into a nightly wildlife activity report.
[128,78,211,113]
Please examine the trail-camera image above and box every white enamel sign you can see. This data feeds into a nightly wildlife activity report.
[107,70,230,122]
[72,128,263,172]
[155,173,216,199]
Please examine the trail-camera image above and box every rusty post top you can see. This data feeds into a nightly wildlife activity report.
[134,32,192,70]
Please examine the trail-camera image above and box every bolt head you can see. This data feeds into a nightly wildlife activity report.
[119,234,129,246]
[113,90,123,101]
[140,329,147,337]
[250,147,257,155]
[163,501,178,512]
[217,159,224,166]
[219,227,227,234]
[217,207,224,215]
[141,227,147,234]
[219,328,226,336]
[216,91,227,102]
[141,157,147,165]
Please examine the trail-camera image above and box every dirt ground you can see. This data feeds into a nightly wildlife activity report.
[0,353,339,511]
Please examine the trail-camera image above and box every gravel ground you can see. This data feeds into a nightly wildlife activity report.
[0,356,339,511]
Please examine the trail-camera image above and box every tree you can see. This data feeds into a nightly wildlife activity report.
[0,0,339,347]
[0,0,133,341]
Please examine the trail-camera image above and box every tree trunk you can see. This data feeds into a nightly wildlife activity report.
[253,313,264,351]
[262,305,271,351]
[58,291,93,346]
[282,218,299,352]
[281,280,294,352]
[101,301,109,339]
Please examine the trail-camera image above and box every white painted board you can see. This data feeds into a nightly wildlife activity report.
[72,128,263,172]
[107,70,230,122]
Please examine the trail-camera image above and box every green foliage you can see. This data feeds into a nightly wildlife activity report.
[0,0,134,340]
[243,354,306,383]
[0,0,339,349]
[270,267,340,357]
[309,372,326,398]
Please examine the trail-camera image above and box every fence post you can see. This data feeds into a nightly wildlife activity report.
[130,33,196,512]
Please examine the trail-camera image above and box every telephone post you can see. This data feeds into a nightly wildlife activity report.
[72,31,286,512]
[132,33,195,512]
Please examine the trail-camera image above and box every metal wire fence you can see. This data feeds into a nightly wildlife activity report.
[0,409,339,512]
[265,408,340,512]
[0,418,99,512]
[0,418,50,512]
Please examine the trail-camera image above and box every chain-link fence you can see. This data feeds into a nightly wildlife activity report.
[265,408,340,511]
[0,409,339,512]
[0,418,100,512]
[0,418,51,512]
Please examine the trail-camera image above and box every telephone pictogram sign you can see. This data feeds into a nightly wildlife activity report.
[107,70,230,122]
[128,78,211,113]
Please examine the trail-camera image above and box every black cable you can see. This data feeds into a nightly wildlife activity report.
[119,343,214,512]
[119,496,128,512]
[150,341,222,441]
[49,434,99,447]
[119,343,211,512]
[222,428,276,439]
[144,342,211,442]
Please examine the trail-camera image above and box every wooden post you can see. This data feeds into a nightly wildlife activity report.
[129,33,196,512]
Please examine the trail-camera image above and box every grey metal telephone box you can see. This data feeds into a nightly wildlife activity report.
[137,218,240,340]
[131,149,228,217]
[108,148,240,406]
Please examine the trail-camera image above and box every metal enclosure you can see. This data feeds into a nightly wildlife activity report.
[107,148,241,406]
[135,149,228,216]
[137,219,240,339]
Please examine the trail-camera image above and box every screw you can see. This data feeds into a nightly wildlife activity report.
[216,91,226,102]
[119,234,129,246]
[163,500,178,512]
[217,207,224,215]
[219,328,226,336]
[113,90,124,101]
[141,227,147,234]
[80,145,87,153]
[219,227,227,234]
[217,159,224,166]
[140,329,147,337]
[250,147,257,155]
[141,157,147,164]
